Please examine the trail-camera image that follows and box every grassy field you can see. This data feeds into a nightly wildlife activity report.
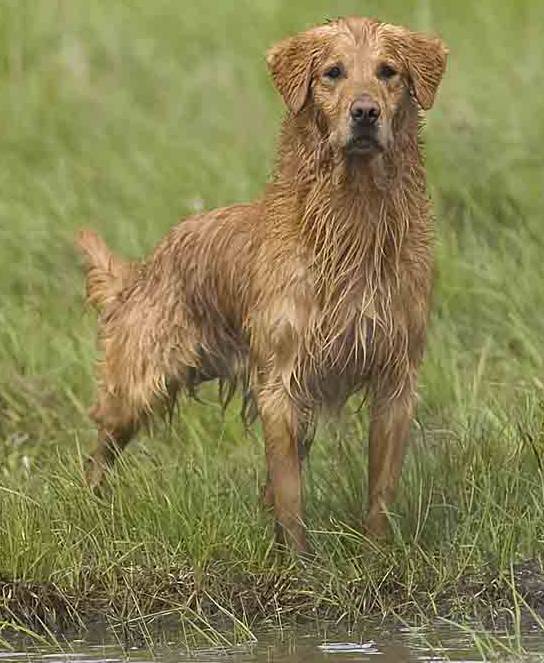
[1,0,544,641]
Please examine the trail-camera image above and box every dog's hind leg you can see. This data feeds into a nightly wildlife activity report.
[85,362,182,490]
[84,308,185,490]
[85,396,140,490]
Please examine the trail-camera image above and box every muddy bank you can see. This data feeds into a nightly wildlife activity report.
[2,559,544,637]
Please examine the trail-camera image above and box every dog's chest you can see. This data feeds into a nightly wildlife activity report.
[295,292,388,402]
[320,296,378,356]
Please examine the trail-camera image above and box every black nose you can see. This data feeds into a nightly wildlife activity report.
[350,96,381,126]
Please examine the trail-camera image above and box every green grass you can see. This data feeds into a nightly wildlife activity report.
[1,0,544,640]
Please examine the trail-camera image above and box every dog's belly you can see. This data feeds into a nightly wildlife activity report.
[192,331,249,384]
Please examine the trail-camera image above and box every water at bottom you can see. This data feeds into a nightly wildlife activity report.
[1,623,544,662]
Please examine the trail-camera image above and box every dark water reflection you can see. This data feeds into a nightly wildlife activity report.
[2,624,544,662]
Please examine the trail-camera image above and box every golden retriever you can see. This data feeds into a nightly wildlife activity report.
[77,16,447,553]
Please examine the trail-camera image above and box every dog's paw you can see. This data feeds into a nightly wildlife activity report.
[363,512,392,541]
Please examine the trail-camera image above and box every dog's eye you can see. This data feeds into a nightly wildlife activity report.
[377,64,397,81]
[324,65,343,80]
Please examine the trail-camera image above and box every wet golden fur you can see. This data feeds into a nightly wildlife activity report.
[77,17,447,552]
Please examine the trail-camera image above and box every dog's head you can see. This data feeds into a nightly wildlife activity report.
[267,17,447,158]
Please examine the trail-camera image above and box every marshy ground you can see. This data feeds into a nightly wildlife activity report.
[1,0,544,657]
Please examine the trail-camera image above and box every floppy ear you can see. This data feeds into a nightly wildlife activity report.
[267,29,326,114]
[394,30,448,111]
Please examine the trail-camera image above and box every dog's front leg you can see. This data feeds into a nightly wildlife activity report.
[257,386,308,554]
[365,389,414,539]
[261,419,311,510]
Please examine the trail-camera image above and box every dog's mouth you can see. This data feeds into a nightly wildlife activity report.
[345,132,384,156]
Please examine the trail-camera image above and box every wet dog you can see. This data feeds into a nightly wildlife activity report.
[78,16,447,552]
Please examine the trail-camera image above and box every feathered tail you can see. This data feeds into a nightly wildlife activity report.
[76,229,136,310]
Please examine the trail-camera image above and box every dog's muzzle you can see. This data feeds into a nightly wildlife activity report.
[346,95,384,155]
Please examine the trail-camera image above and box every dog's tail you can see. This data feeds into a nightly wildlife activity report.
[76,229,136,310]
